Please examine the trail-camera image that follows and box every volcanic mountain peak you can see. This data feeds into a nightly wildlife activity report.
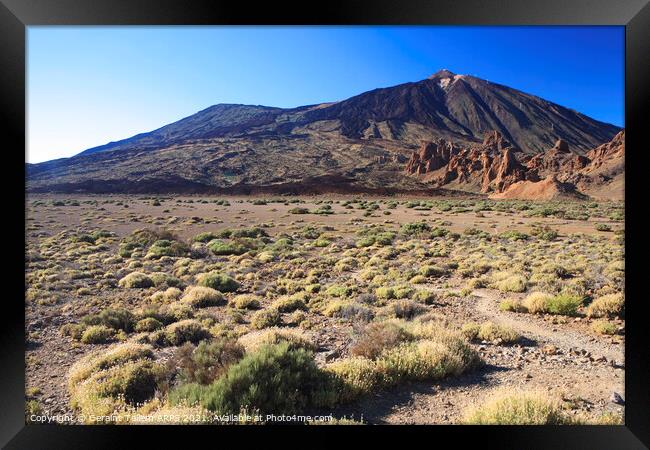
[428,68,457,79]
[27,71,622,196]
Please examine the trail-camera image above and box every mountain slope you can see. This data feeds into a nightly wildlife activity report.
[27,70,621,195]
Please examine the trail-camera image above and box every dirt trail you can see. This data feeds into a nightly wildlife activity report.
[330,288,625,424]
[472,289,623,363]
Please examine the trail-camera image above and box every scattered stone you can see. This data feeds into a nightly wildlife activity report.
[610,392,625,405]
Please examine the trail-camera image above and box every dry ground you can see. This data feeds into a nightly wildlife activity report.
[25,194,625,424]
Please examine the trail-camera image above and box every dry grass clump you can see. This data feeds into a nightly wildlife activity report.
[461,321,520,344]
[229,294,261,310]
[134,317,164,332]
[238,328,316,352]
[328,319,479,402]
[591,320,618,335]
[80,325,116,344]
[180,286,225,308]
[175,339,245,385]
[492,272,527,293]
[499,298,527,313]
[118,271,154,289]
[250,308,281,329]
[272,294,308,312]
[586,293,624,318]
[462,389,568,424]
[165,320,212,346]
[68,343,164,420]
[522,292,554,313]
[350,321,412,359]
[388,299,426,320]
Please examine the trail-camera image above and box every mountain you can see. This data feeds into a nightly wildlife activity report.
[27,70,622,196]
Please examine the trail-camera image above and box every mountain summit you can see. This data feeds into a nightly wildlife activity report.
[27,71,622,196]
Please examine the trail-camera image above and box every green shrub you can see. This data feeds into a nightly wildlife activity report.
[595,223,612,232]
[193,232,219,243]
[82,308,135,332]
[546,294,582,316]
[170,343,335,414]
[289,207,310,214]
[197,271,240,293]
[401,222,431,236]
[208,240,250,256]
[147,239,190,258]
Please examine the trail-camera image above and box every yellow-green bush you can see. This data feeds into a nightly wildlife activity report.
[462,390,568,424]
[586,293,624,318]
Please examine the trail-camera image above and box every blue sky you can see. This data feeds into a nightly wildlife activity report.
[27,26,624,163]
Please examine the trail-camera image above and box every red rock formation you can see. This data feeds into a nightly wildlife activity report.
[403,130,624,200]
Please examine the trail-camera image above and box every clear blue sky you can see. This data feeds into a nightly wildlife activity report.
[27,26,624,163]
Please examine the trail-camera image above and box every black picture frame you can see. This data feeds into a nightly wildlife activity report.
[2,0,648,447]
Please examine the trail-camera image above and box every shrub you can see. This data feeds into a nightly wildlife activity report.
[325,285,353,298]
[170,343,335,415]
[390,300,426,320]
[546,294,582,316]
[197,271,240,293]
[251,308,281,329]
[462,390,568,424]
[375,286,395,300]
[351,321,411,360]
[591,320,618,335]
[329,322,479,402]
[68,343,163,419]
[82,308,135,332]
[499,298,526,313]
[595,223,612,232]
[272,295,307,313]
[118,272,154,289]
[208,240,250,256]
[522,292,553,314]
[401,222,431,236]
[462,322,520,344]
[494,274,527,293]
[193,232,219,243]
[238,328,316,352]
[177,340,245,385]
[289,207,310,214]
[149,272,181,288]
[80,325,115,344]
[147,239,190,259]
[134,317,164,332]
[181,286,226,308]
[229,294,261,310]
[165,320,211,346]
[586,293,624,318]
